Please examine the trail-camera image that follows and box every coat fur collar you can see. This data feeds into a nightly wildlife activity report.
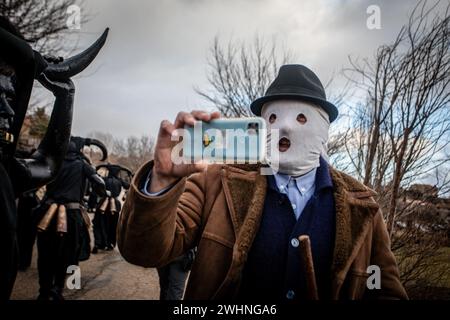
[219,163,379,293]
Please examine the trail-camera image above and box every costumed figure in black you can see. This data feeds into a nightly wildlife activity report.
[35,136,109,300]
[0,17,108,300]
[17,189,40,271]
[91,164,132,253]
[14,149,40,271]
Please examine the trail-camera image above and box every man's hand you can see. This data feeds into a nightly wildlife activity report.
[150,110,221,193]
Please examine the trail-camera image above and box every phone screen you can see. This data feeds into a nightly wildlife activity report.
[182,118,266,164]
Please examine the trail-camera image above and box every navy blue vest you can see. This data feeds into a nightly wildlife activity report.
[239,158,336,300]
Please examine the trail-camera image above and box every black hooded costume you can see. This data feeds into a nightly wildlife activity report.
[91,164,131,252]
[0,17,108,299]
[17,190,40,271]
[35,136,108,300]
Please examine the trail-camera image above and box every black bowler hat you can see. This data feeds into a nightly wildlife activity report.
[250,64,338,122]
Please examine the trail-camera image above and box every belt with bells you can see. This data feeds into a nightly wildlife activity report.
[37,202,80,235]
[98,197,118,214]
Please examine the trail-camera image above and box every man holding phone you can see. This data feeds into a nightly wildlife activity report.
[117,64,407,300]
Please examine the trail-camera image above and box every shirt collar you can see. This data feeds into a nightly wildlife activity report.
[268,156,333,194]
[274,168,316,196]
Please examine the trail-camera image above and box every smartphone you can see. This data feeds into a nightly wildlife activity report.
[182,117,266,164]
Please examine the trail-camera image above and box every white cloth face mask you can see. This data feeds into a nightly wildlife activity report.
[261,99,330,176]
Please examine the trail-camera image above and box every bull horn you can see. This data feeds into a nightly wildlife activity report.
[85,138,108,161]
[120,166,133,178]
[43,28,109,80]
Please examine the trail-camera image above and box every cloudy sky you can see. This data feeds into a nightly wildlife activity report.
[58,0,435,139]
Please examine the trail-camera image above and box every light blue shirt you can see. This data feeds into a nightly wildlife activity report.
[142,168,317,220]
[142,171,174,196]
[272,168,317,220]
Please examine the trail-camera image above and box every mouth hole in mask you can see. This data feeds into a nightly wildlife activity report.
[269,113,277,124]
[278,137,291,152]
[297,113,307,124]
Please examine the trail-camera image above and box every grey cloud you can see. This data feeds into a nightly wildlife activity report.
[60,0,439,138]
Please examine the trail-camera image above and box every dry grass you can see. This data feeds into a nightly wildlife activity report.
[398,246,450,299]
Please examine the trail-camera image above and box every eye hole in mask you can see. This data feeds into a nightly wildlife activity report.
[269,113,277,124]
[297,113,307,124]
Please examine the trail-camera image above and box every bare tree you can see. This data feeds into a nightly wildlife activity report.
[342,0,450,234]
[87,132,155,172]
[196,35,294,117]
[112,135,155,172]
[1,0,89,54]
[197,34,350,162]
[338,0,450,297]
